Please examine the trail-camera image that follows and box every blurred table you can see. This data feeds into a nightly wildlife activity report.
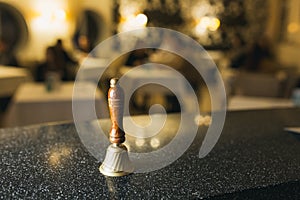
[76,57,108,83]
[0,66,32,97]
[228,95,294,110]
[120,66,189,111]
[4,82,108,127]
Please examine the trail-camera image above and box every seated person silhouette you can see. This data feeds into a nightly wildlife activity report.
[36,46,68,82]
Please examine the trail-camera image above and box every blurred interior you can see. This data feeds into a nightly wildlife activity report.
[0,0,300,128]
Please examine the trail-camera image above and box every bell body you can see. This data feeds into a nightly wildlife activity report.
[100,144,134,177]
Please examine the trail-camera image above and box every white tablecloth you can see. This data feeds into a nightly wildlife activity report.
[76,57,109,82]
[4,82,108,127]
[0,66,32,97]
[228,95,294,110]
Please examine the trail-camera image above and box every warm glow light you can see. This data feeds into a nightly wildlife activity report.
[31,1,68,37]
[150,138,160,148]
[208,17,220,31]
[195,17,210,35]
[288,22,299,33]
[194,16,220,36]
[118,13,148,32]
[54,9,66,21]
[135,138,146,147]
[33,8,67,23]
[195,23,207,35]
[31,11,68,36]
[135,13,148,26]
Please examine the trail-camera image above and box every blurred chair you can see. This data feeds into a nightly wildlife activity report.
[228,67,298,110]
[234,72,281,97]
[233,67,298,98]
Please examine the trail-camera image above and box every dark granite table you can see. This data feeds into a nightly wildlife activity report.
[0,108,300,199]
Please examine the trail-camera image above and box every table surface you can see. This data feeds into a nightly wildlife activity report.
[0,66,32,97]
[0,108,300,199]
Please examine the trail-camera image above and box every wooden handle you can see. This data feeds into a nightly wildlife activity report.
[108,78,125,144]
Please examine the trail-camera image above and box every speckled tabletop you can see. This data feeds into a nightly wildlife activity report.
[0,108,300,199]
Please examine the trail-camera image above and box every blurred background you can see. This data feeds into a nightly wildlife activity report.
[0,0,300,127]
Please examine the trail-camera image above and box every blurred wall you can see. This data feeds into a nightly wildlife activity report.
[265,0,282,42]
[274,0,300,72]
